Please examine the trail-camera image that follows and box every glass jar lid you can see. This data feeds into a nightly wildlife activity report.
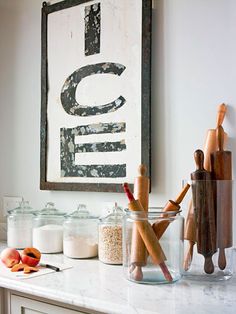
[65,204,98,220]
[100,202,123,223]
[35,202,66,217]
[8,200,35,215]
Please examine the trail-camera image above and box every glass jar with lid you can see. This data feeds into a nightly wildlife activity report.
[32,202,66,253]
[98,202,123,264]
[7,200,35,249]
[63,204,98,259]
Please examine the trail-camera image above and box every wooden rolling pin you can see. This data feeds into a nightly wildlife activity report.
[203,103,227,171]
[134,165,150,211]
[152,183,190,239]
[191,150,216,274]
[123,183,173,282]
[183,199,196,271]
[184,103,227,270]
[130,165,150,281]
[211,125,232,270]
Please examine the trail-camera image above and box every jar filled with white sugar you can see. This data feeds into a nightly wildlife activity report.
[32,202,66,253]
[63,204,98,259]
[98,203,124,265]
[7,200,35,249]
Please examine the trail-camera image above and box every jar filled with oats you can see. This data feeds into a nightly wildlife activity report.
[98,203,123,265]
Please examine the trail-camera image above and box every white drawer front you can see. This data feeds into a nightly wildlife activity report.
[11,294,86,314]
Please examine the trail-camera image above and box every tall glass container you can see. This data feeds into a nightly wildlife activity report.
[183,180,234,281]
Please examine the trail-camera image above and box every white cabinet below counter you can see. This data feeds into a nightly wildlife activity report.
[11,294,85,314]
[0,288,5,314]
[2,290,102,314]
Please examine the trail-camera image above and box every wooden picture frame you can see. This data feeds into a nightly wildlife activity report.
[40,0,151,192]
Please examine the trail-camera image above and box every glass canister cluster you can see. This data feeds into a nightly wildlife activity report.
[7,201,125,261]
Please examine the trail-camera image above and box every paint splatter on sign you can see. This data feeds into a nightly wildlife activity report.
[60,122,126,177]
[85,3,101,56]
[60,62,126,116]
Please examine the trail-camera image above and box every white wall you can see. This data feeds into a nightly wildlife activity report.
[0,0,236,241]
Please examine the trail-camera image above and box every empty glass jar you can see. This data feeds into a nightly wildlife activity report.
[63,204,98,259]
[7,200,35,249]
[32,202,66,253]
[98,203,123,264]
[123,208,184,284]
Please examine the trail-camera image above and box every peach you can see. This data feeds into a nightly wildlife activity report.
[11,263,39,274]
[21,247,41,267]
[0,248,21,268]
[11,263,27,272]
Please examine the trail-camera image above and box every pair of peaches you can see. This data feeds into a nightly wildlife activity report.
[0,247,41,273]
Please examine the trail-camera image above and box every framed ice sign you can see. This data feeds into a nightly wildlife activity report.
[40,0,151,192]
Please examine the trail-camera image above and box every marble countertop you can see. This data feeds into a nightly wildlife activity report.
[0,242,236,314]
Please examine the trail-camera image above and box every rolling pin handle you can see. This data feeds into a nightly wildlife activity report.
[183,241,195,271]
[216,125,224,152]
[218,249,227,270]
[204,256,214,274]
[175,183,190,205]
[194,150,204,170]
[216,103,227,127]
[131,266,143,281]
[138,164,147,177]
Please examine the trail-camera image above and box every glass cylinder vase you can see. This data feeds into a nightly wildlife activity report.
[183,180,234,281]
[123,208,184,284]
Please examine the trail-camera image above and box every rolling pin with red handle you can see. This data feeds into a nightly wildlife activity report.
[191,150,216,274]
[123,183,172,282]
[210,125,232,270]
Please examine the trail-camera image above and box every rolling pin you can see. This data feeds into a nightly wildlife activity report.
[184,103,227,270]
[191,150,216,274]
[152,183,190,239]
[203,103,227,171]
[183,199,196,271]
[210,125,232,270]
[130,165,150,280]
[123,183,173,282]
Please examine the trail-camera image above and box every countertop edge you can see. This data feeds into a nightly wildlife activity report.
[0,276,123,314]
